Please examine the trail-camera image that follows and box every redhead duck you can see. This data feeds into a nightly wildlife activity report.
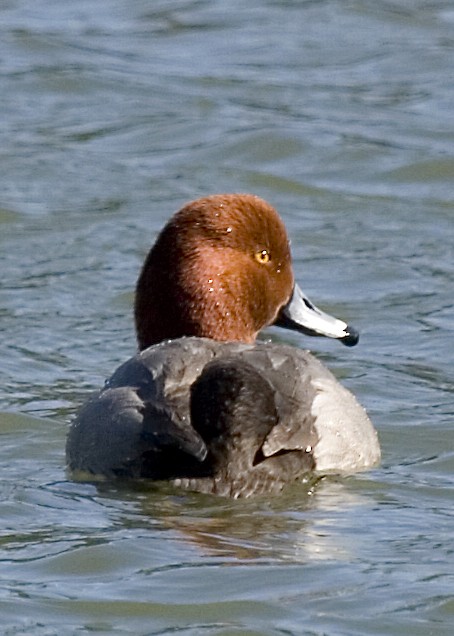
[66,194,380,497]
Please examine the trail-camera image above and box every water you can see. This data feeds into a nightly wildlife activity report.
[1,0,453,634]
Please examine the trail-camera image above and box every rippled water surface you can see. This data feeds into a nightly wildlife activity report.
[1,1,453,634]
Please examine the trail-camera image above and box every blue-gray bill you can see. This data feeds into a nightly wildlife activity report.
[275,283,359,347]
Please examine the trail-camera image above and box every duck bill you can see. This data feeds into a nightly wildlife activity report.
[274,283,359,347]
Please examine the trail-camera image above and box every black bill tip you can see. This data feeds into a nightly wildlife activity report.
[341,325,359,347]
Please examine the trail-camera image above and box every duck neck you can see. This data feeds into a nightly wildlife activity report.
[134,246,258,350]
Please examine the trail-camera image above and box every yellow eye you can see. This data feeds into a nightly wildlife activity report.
[255,249,271,264]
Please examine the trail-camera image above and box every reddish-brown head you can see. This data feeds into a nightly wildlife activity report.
[135,194,294,350]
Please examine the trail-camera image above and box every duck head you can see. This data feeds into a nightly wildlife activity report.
[134,194,358,350]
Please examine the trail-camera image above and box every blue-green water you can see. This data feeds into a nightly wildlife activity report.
[1,1,453,634]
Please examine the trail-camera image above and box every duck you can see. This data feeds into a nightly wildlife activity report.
[66,194,380,497]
